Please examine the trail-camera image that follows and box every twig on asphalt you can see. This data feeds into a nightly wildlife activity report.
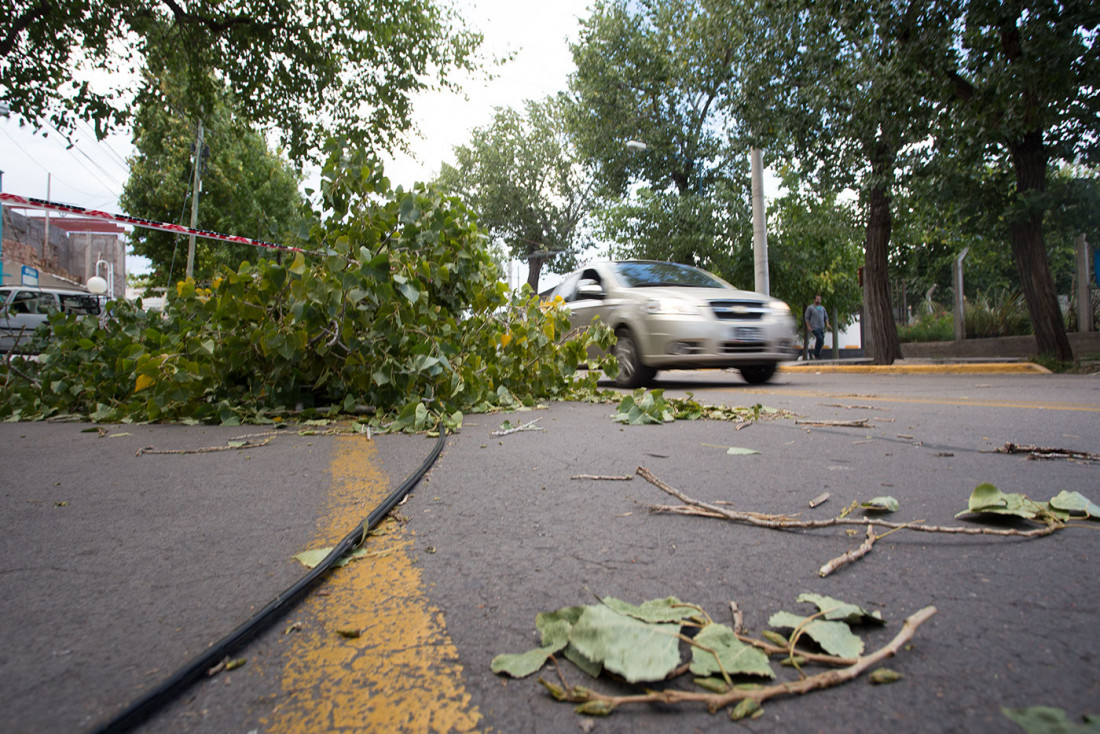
[993,442,1099,462]
[636,466,1060,539]
[795,418,870,428]
[137,435,277,456]
[819,525,876,577]
[491,418,544,436]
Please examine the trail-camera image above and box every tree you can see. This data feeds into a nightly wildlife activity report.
[926,0,1100,360]
[1,0,482,160]
[731,0,951,364]
[120,66,305,281]
[568,0,752,277]
[437,96,594,292]
[767,167,865,337]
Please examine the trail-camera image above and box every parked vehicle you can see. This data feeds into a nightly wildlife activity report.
[549,260,798,387]
[0,286,101,354]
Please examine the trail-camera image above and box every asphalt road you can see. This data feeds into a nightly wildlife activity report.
[2,366,1098,733]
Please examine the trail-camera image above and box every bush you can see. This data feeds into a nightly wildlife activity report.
[898,310,954,343]
[0,145,616,427]
[898,290,1033,342]
[965,289,1031,338]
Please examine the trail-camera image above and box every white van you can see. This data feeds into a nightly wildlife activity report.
[0,286,102,354]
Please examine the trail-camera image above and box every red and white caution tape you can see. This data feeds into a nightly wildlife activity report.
[0,192,308,255]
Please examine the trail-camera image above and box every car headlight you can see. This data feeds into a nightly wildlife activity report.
[645,298,700,315]
[769,301,791,316]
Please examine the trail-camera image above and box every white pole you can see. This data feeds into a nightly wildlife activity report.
[751,148,769,295]
[954,247,969,341]
[1078,234,1092,332]
[186,119,204,279]
[44,173,50,258]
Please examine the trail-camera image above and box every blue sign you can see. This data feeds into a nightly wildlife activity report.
[21,264,38,287]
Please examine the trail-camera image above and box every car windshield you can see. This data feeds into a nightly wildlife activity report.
[613,261,727,288]
[59,293,101,315]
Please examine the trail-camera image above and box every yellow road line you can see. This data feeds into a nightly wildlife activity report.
[265,436,481,733]
[737,387,1100,412]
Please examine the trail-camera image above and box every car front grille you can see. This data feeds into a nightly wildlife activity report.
[710,300,766,321]
[721,341,768,354]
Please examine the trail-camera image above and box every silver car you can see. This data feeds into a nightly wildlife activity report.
[0,286,102,354]
[550,260,798,387]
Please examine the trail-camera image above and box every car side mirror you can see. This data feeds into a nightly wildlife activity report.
[577,282,605,300]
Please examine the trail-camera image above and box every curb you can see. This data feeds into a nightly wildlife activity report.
[780,362,1052,375]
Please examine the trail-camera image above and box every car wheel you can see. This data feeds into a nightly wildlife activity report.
[739,364,776,384]
[614,327,657,388]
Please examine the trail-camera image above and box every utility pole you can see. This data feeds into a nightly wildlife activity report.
[751,147,769,296]
[0,169,5,285]
[43,173,50,258]
[185,119,204,279]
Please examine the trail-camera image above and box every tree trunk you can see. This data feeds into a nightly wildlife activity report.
[863,175,902,365]
[526,255,545,293]
[1008,131,1073,361]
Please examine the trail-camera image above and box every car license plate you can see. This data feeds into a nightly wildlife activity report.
[732,326,763,342]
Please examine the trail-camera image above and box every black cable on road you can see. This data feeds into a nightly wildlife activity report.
[90,426,448,734]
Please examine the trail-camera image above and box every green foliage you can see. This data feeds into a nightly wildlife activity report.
[493,593,897,714]
[2,0,482,160]
[766,611,864,659]
[897,311,954,343]
[0,147,615,427]
[965,290,1032,339]
[121,64,307,281]
[898,289,1033,343]
[767,168,864,328]
[613,389,776,425]
[568,0,752,274]
[956,484,1099,524]
[437,95,594,291]
[860,496,899,513]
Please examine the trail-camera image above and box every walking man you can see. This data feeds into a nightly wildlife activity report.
[804,294,830,360]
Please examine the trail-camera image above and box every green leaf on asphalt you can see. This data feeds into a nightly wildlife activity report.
[1048,491,1100,519]
[564,645,604,678]
[491,646,558,678]
[861,496,899,512]
[601,596,700,623]
[729,698,763,721]
[536,605,586,648]
[1002,706,1100,734]
[796,593,885,625]
[869,668,903,684]
[293,546,368,569]
[689,623,775,679]
[726,446,761,455]
[568,604,683,683]
[956,483,1049,520]
[768,611,864,658]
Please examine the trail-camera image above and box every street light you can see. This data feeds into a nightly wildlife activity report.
[90,257,114,298]
[625,140,647,152]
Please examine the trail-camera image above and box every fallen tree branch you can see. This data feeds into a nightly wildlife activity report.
[993,442,1099,462]
[571,474,634,481]
[548,606,937,714]
[795,418,870,428]
[819,525,877,577]
[491,418,544,436]
[137,435,277,456]
[636,467,1059,539]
